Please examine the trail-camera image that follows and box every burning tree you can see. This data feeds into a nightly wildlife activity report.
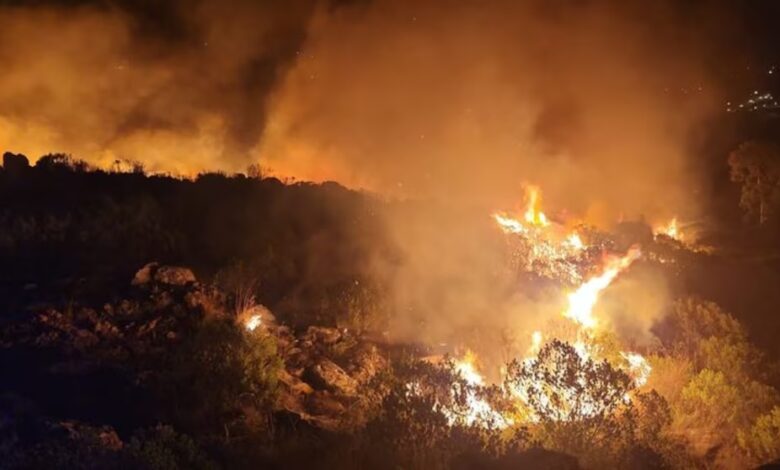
[359,357,520,469]
[505,339,634,423]
[503,340,669,467]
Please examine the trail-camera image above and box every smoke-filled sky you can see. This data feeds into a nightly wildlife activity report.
[0,0,778,221]
[5,0,780,361]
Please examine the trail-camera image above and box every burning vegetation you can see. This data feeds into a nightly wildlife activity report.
[3,1,780,468]
[2,160,780,469]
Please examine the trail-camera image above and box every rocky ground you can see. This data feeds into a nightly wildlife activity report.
[0,262,389,458]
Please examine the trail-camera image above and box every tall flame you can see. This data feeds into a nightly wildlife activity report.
[563,246,641,329]
[440,187,651,429]
[654,217,679,239]
[451,351,512,428]
[454,350,485,386]
[523,186,549,227]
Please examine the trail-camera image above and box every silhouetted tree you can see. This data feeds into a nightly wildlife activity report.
[728,141,780,224]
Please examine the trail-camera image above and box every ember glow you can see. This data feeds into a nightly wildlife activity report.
[493,213,527,235]
[244,314,262,332]
[450,351,512,428]
[654,217,683,241]
[492,186,595,284]
[566,233,585,251]
[530,330,543,354]
[621,351,652,388]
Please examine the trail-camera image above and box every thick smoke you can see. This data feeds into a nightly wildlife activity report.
[0,0,747,358]
[0,0,317,173]
[0,0,742,220]
[256,0,736,357]
[260,0,732,223]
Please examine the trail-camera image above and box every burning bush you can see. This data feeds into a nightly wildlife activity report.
[505,339,634,423]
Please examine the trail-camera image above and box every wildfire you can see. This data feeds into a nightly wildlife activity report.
[654,217,682,241]
[493,213,527,234]
[492,186,591,284]
[454,350,485,386]
[432,185,654,429]
[450,351,512,428]
[563,246,641,329]
[523,186,549,227]
[440,186,655,428]
[622,351,652,388]
[566,233,585,251]
[530,330,543,354]
[444,244,647,428]
[244,314,262,331]
[493,186,551,235]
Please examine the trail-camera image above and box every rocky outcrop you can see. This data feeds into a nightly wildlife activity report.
[301,326,342,345]
[305,359,359,395]
[154,266,196,286]
[3,261,389,434]
[131,262,196,287]
[131,262,158,285]
[271,323,388,431]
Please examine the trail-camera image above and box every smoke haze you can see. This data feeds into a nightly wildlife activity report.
[0,0,746,221]
[0,0,752,358]
[0,0,317,173]
[261,0,732,222]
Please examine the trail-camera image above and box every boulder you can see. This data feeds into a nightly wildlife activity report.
[303,326,342,345]
[305,359,358,395]
[131,263,196,287]
[348,343,387,384]
[131,262,159,286]
[279,369,314,395]
[307,392,347,416]
[154,266,196,286]
[185,286,228,318]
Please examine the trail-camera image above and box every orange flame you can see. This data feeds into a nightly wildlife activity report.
[523,186,549,227]
[563,246,641,329]
[244,314,262,332]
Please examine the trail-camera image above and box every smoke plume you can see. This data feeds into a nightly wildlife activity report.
[0,0,751,358]
[0,0,317,173]
[260,0,734,222]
